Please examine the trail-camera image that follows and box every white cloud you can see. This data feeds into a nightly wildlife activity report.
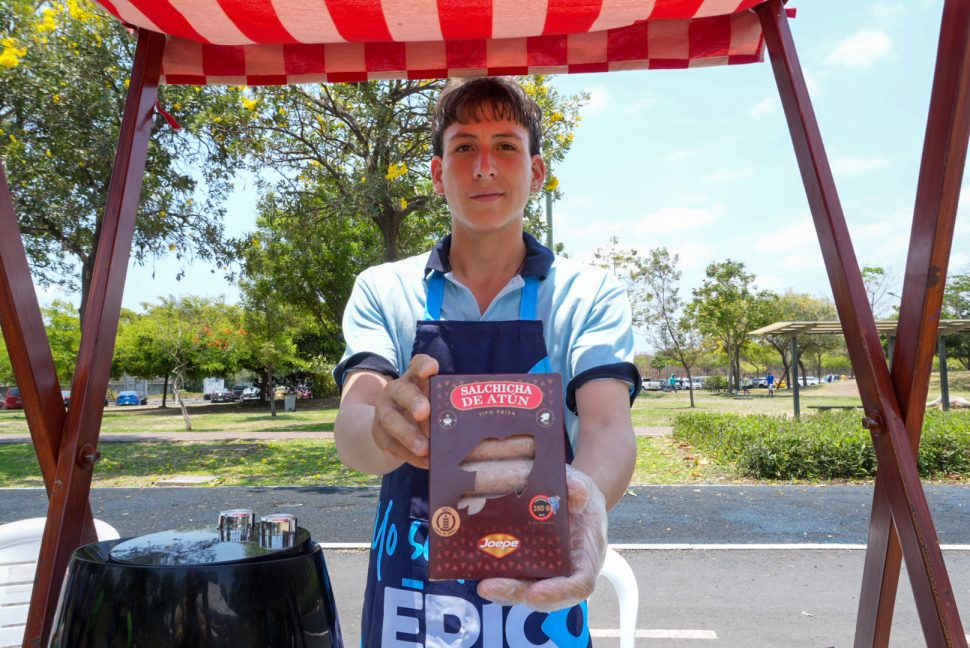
[750,96,777,117]
[629,206,722,235]
[828,29,893,70]
[704,167,755,184]
[583,85,610,116]
[831,154,890,174]
[623,96,658,115]
[752,220,815,253]
[871,2,907,18]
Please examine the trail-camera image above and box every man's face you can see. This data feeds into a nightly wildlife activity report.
[431,110,545,236]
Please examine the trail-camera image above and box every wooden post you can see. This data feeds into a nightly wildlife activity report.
[854,0,970,645]
[23,29,166,647]
[757,1,966,645]
[791,335,800,417]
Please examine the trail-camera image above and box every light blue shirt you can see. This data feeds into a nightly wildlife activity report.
[336,234,639,448]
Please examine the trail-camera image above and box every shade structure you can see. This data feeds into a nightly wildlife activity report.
[3,1,969,647]
[95,0,771,84]
[751,320,970,338]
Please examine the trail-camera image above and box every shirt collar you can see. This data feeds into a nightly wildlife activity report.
[425,232,555,279]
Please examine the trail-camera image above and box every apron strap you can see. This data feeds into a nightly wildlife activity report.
[519,274,540,320]
[423,271,446,321]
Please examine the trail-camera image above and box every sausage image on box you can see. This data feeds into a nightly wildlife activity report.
[428,373,570,581]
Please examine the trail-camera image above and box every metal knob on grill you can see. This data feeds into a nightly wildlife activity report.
[218,508,256,541]
[260,513,298,548]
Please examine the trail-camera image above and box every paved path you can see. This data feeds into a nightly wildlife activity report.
[0,427,672,443]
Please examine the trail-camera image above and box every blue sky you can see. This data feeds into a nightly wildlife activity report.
[38,0,965,316]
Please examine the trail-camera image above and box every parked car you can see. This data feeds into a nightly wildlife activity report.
[240,387,259,402]
[232,384,249,398]
[210,389,236,403]
[116,390,147,406]
[798,376,820,386]
[642,378,663,391]
[3,387,23,409]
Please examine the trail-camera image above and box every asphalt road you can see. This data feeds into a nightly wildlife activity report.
[4,484,970,545]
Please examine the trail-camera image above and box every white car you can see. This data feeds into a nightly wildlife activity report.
[799,376,820,386]
[240,387,260,401]
[642,379,663,391]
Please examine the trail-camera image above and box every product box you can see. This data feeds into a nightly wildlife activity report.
[428,373,570,581]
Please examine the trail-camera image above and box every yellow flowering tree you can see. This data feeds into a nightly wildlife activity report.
[0,0,239,323]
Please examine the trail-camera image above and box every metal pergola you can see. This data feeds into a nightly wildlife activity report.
[1,1,968,647]
[750,319,970,417]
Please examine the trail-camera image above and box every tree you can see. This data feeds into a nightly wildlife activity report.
[0,1,237,323]
[236,211,314,415]
[42,300,81,385]
[228,77,586,364]
[634,248,703,407]
[116,297,242,429]
[688,260,772,392]
[943,270,970,369]
[758,291,840,386]
[861,266,899,319]
[0,340,12,386]
[114,308,176,406]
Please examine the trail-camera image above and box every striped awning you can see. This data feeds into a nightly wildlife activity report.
[93,0,775,85]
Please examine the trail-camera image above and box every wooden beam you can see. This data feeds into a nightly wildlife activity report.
[856,0,970,644]
[756,1,966,646]
[23,29,165,648]
[0,166,65,493]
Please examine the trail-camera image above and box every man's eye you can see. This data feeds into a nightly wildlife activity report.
[454,144,472,153]
[498,143,517,151]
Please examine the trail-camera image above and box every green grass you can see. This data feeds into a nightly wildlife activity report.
[0,440,379,488]
[0,437,719,488]
[0,401,338,435]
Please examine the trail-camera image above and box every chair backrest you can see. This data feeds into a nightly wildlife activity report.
[0,517,119,648]
[598,546,639,648]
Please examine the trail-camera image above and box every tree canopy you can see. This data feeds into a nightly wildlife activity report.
[0,0,237,322]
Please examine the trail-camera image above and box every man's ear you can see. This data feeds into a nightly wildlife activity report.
[530,155,546,194]
[431,156,445,195]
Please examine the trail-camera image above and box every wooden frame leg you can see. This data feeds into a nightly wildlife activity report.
[756,1,967,646]
[23,29,165,648]
[856,0,970,645]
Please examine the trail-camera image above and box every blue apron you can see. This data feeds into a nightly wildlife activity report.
[360,271,591,647]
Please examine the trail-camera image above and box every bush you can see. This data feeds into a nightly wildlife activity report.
[672,410,970,480]
[705,375,728,393]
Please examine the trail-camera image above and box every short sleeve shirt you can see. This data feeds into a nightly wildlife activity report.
[335,233,641,448]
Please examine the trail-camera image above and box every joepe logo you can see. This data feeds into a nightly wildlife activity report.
[477,533,521,558]
[450,382,542,411]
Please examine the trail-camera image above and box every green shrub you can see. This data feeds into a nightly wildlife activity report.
[672,410,970,480]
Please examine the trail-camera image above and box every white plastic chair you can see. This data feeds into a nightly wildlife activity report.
[598,546,639,648]
[0,517,119,648]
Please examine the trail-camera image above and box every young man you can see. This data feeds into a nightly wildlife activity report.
[334,77,641,647]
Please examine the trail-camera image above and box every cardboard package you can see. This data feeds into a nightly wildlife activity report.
[428,373,570,580]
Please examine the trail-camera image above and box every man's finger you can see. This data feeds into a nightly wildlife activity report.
[477,578,533,607]
[374,405,429,459]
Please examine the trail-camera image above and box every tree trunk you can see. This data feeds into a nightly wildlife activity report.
[686,369,695,408]
[172,374,192,431]
[161,374,169,408]
[268,365,276,417]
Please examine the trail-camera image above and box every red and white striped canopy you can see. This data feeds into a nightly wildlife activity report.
[95,0,774,85]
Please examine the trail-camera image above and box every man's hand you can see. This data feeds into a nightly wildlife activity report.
[371,354,439,470]
[476,465,607,613]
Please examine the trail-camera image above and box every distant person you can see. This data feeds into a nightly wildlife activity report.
[669,374,677,390]
[767,372,775,397]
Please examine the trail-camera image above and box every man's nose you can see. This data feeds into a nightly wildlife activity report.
[474,150,497,178]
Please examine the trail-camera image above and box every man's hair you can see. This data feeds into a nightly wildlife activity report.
[431,77,543,157]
